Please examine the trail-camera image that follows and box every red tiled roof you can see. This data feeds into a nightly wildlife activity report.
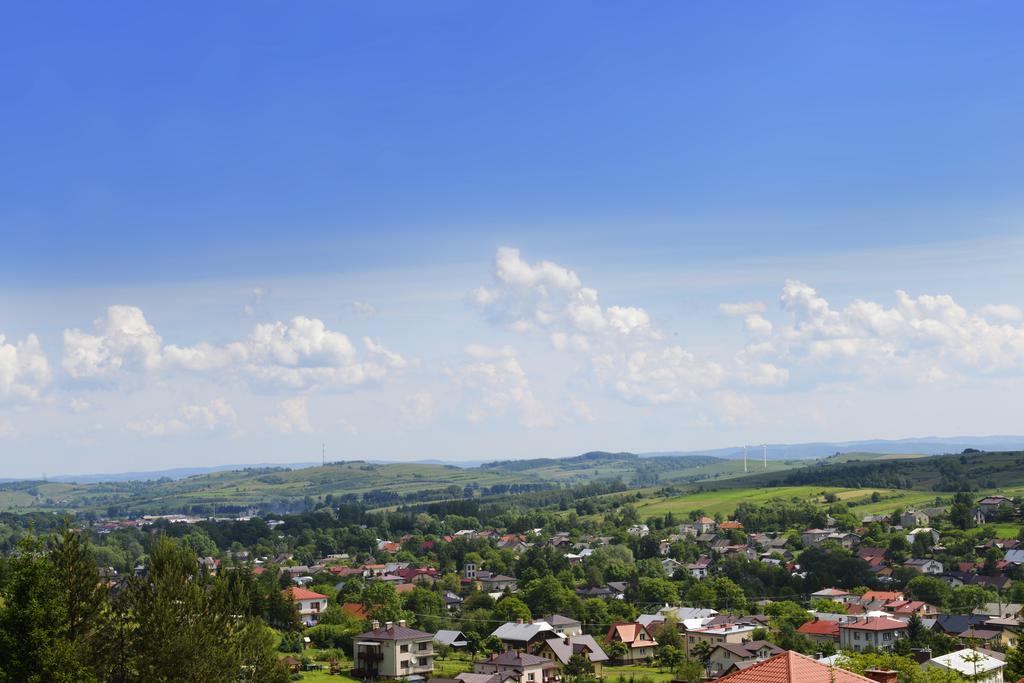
[841,617,907,632]
[861,591,903,602]
[342,603,370,618]
[796,619,839,637]
[718,650,875,682]
[284,587,328,600]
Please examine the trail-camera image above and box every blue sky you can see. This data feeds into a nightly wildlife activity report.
[1,4,1023,476]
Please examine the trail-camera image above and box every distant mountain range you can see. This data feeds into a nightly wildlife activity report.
[12,435,1024,484]
[640,435,1024,461]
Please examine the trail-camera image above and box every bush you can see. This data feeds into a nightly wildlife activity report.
[279,631,303,653]
[306,624,356,651]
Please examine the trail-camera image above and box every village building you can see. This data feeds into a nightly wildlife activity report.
[352,620,435,680]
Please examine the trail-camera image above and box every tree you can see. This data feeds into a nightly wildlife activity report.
[655,645,684,671]
[564,652,594,680]
[0,523,116,683]
[522,575,579,618]
[1005,646,1024,681]
[949,585,991,615]
[712,577,747,612]
[906,575,952,609]
[607,641,629,662]
[690,640,713,677]
[950,492,976,531]
[492,595,531,623]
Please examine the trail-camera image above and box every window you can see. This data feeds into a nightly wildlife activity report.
[418,642,429,651]
[310,602,320,612]
[528,674,535,681]
[401,645,409,653]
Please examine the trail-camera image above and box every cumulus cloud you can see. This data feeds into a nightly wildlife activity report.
[718,302,767,316]
[712,391,762,426]
[266,397,313,433]
[454,344,553,427]
[0,333,52,401]
[69,397,92,413]
[63,307,408,391]
[0,417,15,438]
[63,306,162,379]
[470,248,754,404]
[772,279,1024,382]
[127,398,238,437]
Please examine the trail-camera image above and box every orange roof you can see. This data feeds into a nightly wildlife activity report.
[718,650,875,682]
[861,591,903,602]
[605,623,656,647]
[720,521,744,530]
[342,602,370,618]
[284,587,328,601]
[796,619,839,637]
[841,617,906,632]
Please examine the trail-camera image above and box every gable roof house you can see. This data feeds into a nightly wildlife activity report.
[538,635,609,677]
[492,621,555,651]
[604,623,656,663]
[717,651,878,682]
[472,651,558,683]
[707,641,784,678]
[838,617,908,653]
[796,619,841,644]
[923,648,1005,683]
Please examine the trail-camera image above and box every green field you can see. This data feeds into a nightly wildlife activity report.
[629,485,893,518]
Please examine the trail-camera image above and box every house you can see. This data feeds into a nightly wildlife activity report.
[707,641,784,678]
[696,516,717,534]
[627,524,650,537]
[973,602,1024,619]
[795,619,841,644]
[352,619,435,680]
[443,591,464,611]
[434,630,469,648]
[860,591,904,604]
[810,588,855,604]
[283,587,329,625]
[479,574,518,592]
[801,528,834,546]
[719,520,744,531]
[906,528,940,546]
[716,651,878,682]
[900,509,930,528]
[932,614,990,637]
[545,615,582,637]
[903,558,943,575]
[839,617,908,652]
[883,600,937,619]
[684,624,757,656]
[923,648,1005,683]
[539,635,609,678]
[472,651,557,683]
[492,620,555,651]
[661,557,683,578]
[604,623,657,662]
[978,496,1014,516]
[687,556,712,580]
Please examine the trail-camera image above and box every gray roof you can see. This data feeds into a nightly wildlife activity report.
[491,621,554,642]
[356,624,434,641]
[483,651,552,667]
[434,630,469,646]
[543,635,609,664]
[545,614,581,627]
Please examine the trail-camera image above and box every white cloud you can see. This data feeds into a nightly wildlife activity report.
[979,303,1023,322]
[743,314,773,337]
[63,308,408,391]
[63,306,162,379]
[454,344,553,427]
[402,392,436,425]
[712,391,761,426]
[718,302,767,316]
[266,397,313,434]
[0,417,16,438]
[69,397,92,413]
[0,333,52,401]
[347,301,378,316]
[127,398,238,437]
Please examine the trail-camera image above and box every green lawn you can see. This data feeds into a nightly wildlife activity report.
[631,485,894,518]
[603,664,677,683]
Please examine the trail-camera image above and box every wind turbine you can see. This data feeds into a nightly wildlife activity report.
[762,444,768,470]
[743,445,748,473]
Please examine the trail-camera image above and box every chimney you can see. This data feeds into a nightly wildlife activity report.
[517,619,524,624]
[385,621,393,630]
[863,670,898,683]
[372,620,380,630]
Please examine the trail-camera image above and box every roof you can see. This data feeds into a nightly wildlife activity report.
[482,651,552,667]
[355,623,435,641]
[796,619,840,637]
[605,623,656,647]
[811,588,851,597]
[434,630,469,646]
[860,591,903,602]
[492,621,554,642]
[925,649,1005,675]
[713,641,784,659]
[284,587,328,600]
[545,614,582,627]
[342,602,370,619]
[840,617,907,632]
[717,651,875,682]
[543,635,609,664]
